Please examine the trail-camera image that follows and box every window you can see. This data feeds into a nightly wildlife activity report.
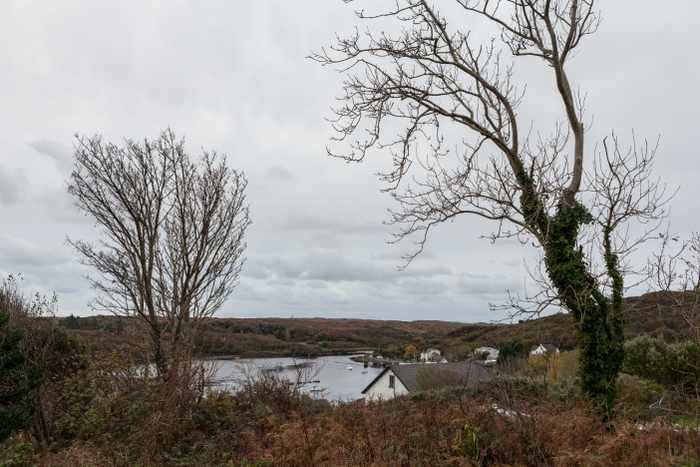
[389,375,395,388]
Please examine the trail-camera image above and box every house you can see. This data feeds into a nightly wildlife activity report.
[530,344,560,356]
[473,346,499,362]
[362,362,491,401]
[420,348,445,363]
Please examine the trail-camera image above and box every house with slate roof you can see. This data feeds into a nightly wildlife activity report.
[473,346,499,363]
[420,348,445,363]
[361,362,491,401]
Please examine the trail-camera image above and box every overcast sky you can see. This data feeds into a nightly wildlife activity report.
[0,1,698,323]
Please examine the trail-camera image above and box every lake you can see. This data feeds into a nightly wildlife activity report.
[208,354,386,402]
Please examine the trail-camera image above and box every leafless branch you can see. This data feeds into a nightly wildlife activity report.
[67,129,250,375]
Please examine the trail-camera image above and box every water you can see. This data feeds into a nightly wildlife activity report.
[208,354,385,402]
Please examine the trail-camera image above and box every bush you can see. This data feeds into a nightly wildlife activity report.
[624,334,676,385]
[7,364,700,466]
[624,333,700,398]
[0,308,43,442]
[616,373,665,420]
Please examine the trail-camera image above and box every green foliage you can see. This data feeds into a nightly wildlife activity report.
[616,373,664,419]
[624,334,675,385]
[257,322,286,340]
[0,278,88,447]
[61,314,125,333]
[0,309,44,443]
[516,166,625,417]
[498,338,526,364]
[623,333,700,396]
[524,195,626,415]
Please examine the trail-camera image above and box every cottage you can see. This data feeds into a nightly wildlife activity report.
[473,346,499,362]
[530,344,560,356]
[362,362,491,401]
[420,348,445,363]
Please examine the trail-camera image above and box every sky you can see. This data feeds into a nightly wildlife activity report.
[0,1,698,323]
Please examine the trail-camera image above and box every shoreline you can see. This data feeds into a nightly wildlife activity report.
[201,349,375,361]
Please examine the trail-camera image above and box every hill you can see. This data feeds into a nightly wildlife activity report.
[438,291,695,359]
[59,291,695,359]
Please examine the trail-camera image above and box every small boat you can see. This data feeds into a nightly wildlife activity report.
[347,365,353,371]
[362,369,367,374]
[309,385,324,392]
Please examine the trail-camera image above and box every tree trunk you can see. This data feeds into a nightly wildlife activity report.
[542,202,626,417]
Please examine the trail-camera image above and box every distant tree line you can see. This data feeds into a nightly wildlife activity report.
[60,314,125,334]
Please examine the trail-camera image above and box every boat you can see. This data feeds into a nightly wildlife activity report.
[309,385,325,392]
[347,365,353,371]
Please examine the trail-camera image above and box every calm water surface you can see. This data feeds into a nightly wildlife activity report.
[209,355,385,401]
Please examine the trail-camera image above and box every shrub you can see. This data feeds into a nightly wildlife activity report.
[0,308,43,442]
[616,373,665,420]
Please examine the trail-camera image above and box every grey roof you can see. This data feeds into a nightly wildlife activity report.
[362,362,491,394]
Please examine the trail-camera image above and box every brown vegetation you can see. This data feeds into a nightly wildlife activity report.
[439,292,692,360]
[6,291,700,466]
[7,364,699,467]
[60,315,466,359]
[57,292,694,369]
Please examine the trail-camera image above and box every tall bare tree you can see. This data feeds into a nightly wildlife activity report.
[313,0,669,413]
[68,129,250,376]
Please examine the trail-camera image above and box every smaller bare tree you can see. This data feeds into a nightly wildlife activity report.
[647,232,700,400]
[68,129,250,377]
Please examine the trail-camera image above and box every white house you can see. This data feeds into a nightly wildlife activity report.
[420,348,444,363]
[473,346,499,362]
[530,344,560,356]
[362,362,491,401]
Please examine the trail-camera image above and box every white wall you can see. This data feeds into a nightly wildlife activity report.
[364,369,409,401]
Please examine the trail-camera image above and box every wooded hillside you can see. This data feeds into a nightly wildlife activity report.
[60,291,691,360]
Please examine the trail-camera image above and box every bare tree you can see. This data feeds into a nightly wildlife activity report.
[648,232,700,400]
[312,0,669,413]
[68,129,250,376]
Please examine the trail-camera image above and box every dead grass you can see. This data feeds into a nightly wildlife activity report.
[4,371,700,466]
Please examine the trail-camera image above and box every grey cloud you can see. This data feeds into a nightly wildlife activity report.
[267,277,297,287]
[245,249,452,288]
[399,278,449,296]
[460,272,491,281]
[241,264,273,280]
[248,253,391,284]
[455,273,521,295]
[0,236,71,268]
[282,215,385,235]
[400,264,453,278]
[0,165,27,205]
[300,254,389,283]
[28,140,73,173]
[267,166,295,182]
[265,260,307,280]
[34,188,96,226]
